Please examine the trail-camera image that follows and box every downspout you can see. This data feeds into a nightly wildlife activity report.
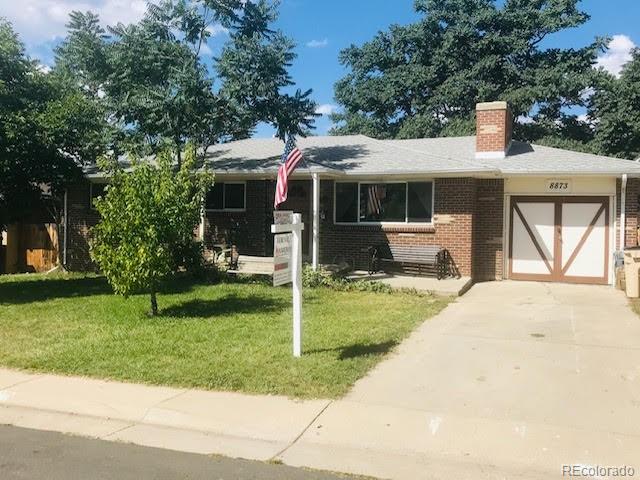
[63,189,68,268]
[312,173,320,271]
[620,174,627,250]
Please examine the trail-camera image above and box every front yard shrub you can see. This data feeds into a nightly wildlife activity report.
[302,265,394,294]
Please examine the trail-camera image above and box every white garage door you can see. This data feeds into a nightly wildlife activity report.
[509,196,610,284]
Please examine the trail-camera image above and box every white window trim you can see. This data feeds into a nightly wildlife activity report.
[205,181,247,212]
[333,180,435,226]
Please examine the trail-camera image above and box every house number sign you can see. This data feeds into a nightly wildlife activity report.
[545,179,572,193]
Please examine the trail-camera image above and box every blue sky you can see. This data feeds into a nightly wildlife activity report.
[3,0,638,137]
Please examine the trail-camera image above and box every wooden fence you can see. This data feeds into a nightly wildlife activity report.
[3,223,59,274]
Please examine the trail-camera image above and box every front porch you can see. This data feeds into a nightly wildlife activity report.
[228,255,472,296]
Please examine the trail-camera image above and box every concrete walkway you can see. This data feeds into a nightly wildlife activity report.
[1,281,639,479]
[0,369,330,461]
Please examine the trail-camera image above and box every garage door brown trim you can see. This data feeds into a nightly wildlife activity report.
[509,196,610,285]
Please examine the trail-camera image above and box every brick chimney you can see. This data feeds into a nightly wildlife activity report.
[475,101,512,159]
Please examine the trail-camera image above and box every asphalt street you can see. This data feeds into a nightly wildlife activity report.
[0,425,359,480]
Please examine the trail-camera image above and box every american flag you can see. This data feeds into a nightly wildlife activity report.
[274,135,304,208]
[367,184,386,216]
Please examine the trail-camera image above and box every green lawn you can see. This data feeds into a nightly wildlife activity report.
[0,273,450,398]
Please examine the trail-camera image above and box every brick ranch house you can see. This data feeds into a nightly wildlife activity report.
[61,101,640,286]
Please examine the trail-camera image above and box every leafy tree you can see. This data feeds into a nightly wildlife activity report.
[590,50,640,159]
[216,0,316,140]
[55,0,317,162]
[91,145,213,315]
[331,0,601,142]
[0,19,108,263]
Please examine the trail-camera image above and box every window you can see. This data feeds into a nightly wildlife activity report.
[334,181,433,224]
[360,183,406,222]
[407,182,433,222]
[206,182,246,211]
[90,183,107,209]
[335,183,358,223]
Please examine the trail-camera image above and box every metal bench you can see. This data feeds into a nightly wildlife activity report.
[368,244,452,279]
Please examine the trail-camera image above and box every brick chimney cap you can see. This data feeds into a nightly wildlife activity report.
[476,101,509,111]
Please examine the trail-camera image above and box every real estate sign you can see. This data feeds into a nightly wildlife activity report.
[271,211,304,357]
[274,210,294,225]
[273,232,293,287]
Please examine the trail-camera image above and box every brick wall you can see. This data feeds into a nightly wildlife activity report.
[318,178,477,277]
[66,180,100,271]
[203,180,273,258]
[473,179,504,281]
[616,177,640,249]
[64,176,511,281]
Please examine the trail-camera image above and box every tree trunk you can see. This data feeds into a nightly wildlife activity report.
[45,195,66,272]
[175,140,182,170]
[149,281,158,316]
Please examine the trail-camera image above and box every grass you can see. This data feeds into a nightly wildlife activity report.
[0,272,450,398]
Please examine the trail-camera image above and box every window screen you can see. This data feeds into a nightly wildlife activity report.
[407,182,433,222]
[335,183,358,223]
[224,183,245,210]
[359,183,406,222]
[206,184,224,210]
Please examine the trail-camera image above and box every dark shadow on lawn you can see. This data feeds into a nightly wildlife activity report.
[161,293,289,318]
[307,340,398,360]
[0,275,196,306]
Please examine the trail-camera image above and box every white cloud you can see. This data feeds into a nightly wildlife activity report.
[315,104,337,116]
[198,43,213,56]
[596,34,636,78]
[306,38,328,48]
[1,0,147,46]
[516,115,534,124]
[205,23,228,37]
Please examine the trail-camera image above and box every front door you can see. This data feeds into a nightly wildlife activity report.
[509,196,610,284]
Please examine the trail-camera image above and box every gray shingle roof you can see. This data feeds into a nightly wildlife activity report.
[86,134,640,178]
[203,135,488,176]
[204,135,640,177]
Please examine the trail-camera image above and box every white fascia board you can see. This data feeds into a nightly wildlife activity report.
[498,170,640,177]
[338,169,500,178]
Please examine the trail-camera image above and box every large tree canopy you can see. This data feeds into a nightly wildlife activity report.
[55,0,316,162]
[0,19,108,231]
[331,0,602,142]
[590,50,640,159]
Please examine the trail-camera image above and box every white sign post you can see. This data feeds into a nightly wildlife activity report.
[271,212,304,357]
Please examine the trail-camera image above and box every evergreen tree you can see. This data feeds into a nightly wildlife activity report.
[331,0,601,143]
[590,50,640,159]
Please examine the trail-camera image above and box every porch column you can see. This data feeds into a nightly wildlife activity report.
[312,173,320,270]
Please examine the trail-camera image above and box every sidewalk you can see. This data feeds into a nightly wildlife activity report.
[1,368,639,480]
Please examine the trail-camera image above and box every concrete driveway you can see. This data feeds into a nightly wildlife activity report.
[282,281,640,479]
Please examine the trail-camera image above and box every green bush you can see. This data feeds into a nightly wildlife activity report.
[302,265,395,294]
[90,145,213,315]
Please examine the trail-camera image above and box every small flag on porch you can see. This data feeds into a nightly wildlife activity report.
[274,135,304,208]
